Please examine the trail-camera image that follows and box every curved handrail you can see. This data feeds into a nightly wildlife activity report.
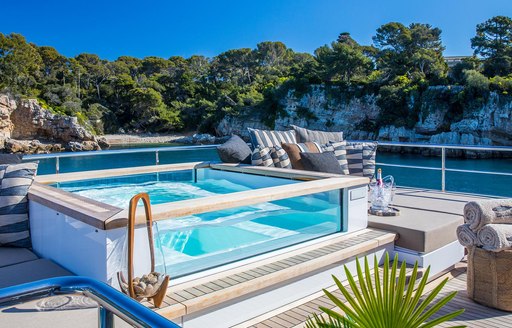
[0,276,179,328]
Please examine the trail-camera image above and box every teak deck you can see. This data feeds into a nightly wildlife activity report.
[242,261,512,328]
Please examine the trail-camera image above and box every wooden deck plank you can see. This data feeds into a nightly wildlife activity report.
[247,263,512,328]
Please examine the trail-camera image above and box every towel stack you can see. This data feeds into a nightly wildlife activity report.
[457,199,512,252]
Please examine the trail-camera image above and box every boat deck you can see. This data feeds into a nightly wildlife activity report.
[242,261,512,328]
[2,187,511,327]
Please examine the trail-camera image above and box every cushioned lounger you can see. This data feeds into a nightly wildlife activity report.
[0,247,73,289]
[0,247,38,268]
[0,258,73,289]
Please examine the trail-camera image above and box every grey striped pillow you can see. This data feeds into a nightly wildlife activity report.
[251,147,274,167]
[345,142,378,177]
[270,146,292,169]
[291,125,343,144]
[325,141,349,175]
[247,128,297,148]
[0,162,38,248]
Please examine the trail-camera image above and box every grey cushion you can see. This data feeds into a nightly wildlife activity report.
[0,259,73,289]
[345,142,377,177]
[301,152,344,174]
[247,128,297,148]
[369,207,463,253]
[0,154,23,164]
[251,147,274,167]
[270,146,291,169]
[291,125,343,144]
[0,162,38,248]
[0,247,38,268]
[216,135,252,164]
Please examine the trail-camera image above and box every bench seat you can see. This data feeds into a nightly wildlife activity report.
[0,248,73,289]
[368,188,491,253]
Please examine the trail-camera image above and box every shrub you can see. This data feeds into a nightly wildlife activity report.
[306,253,464,328]
[463,69,490,97]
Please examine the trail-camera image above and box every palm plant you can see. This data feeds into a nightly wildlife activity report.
[306,252,465,328]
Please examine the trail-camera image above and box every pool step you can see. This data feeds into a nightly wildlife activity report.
[235,265,425,328]
[146,228,396,327]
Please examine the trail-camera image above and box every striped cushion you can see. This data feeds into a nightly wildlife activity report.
[251,147,274,167]
[247,128,297,148]
[291,125,343,144]
[345,142,378,177]
[326,141,350,175]
[270,146,292,169]
[0,162,38,248]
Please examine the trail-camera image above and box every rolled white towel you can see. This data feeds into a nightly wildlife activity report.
[464,199,512,231]
[477,224,512,252]
[457,224,478,247]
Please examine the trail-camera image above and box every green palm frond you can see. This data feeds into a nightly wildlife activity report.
[306,252,465,328]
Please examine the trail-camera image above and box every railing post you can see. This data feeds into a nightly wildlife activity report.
[441,147,446,192]
[155,150,159,165]
[98,306,114,328]
[55,156,60,174]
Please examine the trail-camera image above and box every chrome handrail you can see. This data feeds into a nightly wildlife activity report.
[374,141,512,192]
[21,141,512,193]
[23,144,219,174]
[24,144,219,159]
[0,276,179,328]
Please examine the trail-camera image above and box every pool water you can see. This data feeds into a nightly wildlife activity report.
[57,169,342,277]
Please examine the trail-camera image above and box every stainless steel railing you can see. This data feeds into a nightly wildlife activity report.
[24,144,219,174]
[23,141,512,192]
[0,276,179,328]
[375,142,512,192]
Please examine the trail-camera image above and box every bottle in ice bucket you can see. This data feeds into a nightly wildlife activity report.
[376,168,383,187]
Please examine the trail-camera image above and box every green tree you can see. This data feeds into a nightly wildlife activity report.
[471,16,512,76]
[211,48,255,85]
[315,33,373,82]
[0,33,42,95]
[76,53,111,99]
[373,23,447,82]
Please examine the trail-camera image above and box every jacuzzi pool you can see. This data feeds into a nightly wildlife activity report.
[28,163,368,284]
[53,169,341,277]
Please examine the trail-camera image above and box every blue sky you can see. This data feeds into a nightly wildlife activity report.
[1,0,510,60]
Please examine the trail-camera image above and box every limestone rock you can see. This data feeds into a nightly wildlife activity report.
[216,85,512,152]
[192,133,216,144]
[97,137,110,149]
[0,94,110,154]
[11,99,96,143]
[66,141,101,152]
[0,94,15,139]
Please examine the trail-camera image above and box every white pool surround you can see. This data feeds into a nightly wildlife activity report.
[28,162,369,284]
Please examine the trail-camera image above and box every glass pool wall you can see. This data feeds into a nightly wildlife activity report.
[153,189,342,277]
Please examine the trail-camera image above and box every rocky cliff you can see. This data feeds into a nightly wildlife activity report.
[217,85,512,155]
[0,94,109,154]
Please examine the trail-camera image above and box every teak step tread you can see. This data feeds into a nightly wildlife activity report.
[240,265,424,328]
[149,228,396,320]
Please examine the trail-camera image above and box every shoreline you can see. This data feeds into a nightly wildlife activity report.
[102,133,193,145]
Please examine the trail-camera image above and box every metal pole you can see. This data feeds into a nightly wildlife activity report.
[56,157,60,174]
[441,147,446,192]
[98,306,114,328]
[155,150,159,165]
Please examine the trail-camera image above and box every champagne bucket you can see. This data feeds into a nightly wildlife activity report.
[368,175,395,211]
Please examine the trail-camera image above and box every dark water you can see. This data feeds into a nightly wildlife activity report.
[31,145,512,197]
[377,152,512,197]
